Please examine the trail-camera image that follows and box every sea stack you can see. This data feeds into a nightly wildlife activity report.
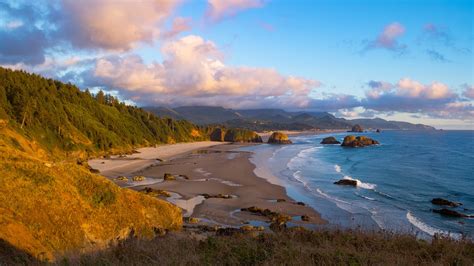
[268,132,292,144]
[350,124,364,132]
[320,136,341,144]
[341,135,379,147]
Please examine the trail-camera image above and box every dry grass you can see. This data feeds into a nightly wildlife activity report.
[0,127,182,262]
[69,229,474,265]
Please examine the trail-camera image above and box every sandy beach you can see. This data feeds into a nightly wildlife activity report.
[89,141,326,228]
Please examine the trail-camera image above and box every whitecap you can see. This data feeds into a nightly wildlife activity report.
[406,211,462,239]
[355,192,375,201]
[343,175,376,190]
[334,164,342,173]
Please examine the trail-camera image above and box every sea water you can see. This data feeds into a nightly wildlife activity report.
[242,130,474,239]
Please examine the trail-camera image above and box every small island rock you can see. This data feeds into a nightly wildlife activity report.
[431,198,462,207]
[320,136,341,144]
[341,135,379,147]
[268,132,292,144]
[350,124,364,132]
[432,208,470,218]
[334,179,357,186]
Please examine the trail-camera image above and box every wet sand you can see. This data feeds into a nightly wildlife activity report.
[90,142,326,228]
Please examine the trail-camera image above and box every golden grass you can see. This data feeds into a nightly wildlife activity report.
[0,127,182,261]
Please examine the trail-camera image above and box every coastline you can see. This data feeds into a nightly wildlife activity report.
[88,140,327,229]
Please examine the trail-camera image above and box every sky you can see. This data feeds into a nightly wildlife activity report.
[0,0,473,129]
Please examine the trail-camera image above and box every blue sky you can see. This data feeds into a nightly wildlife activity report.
[0,0,473,128]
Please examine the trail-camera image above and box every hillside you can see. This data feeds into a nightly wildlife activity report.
[0,68,193,260]
[0,67,206,158]
[145,106,435,131]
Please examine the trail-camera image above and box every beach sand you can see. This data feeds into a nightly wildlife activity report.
[89,141,326,228]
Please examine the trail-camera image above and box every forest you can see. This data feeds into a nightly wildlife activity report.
[0,67,207,156]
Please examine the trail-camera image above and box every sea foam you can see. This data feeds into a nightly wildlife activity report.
[406,211,461,239]
[343,176,377,190]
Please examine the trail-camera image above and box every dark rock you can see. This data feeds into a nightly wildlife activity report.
[320,136,341,144]
[341,135,379,147]
[140,187,171,197]
[334,179,357,186]
[241,206,291,223]
[201,193,233,199]
[431,198,462,207]
[376,129,381,133]
[296,202,306,206]
[301,215,310,221]
[210,128,226,141]
[163,173,175,181]
[268,132,292,144]
[89,168,100,174]
[432,208,469,218]
[350,124,364,132]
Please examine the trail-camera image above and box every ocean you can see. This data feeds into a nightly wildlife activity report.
[243,130,474,239]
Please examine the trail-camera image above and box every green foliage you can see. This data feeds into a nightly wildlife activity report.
[0,67,207,155]
[223,128,262,142]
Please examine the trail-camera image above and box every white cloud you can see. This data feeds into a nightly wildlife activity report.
[88,35,320,107]
[59,0,180,50]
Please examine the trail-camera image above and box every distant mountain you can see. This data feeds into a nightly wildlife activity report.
[348,118,436,130]
[144,106,435,131]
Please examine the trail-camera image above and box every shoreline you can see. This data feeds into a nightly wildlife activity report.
[88,140,328,229]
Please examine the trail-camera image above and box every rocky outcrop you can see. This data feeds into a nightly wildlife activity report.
[350,124,364,132]
[163,173,176,181]
[268,132,292,144]
[376,129,381,133]
[341,135,379,147]
[320,136,341,144]
[132,175,146,181]
[334,179,357,186]
[210,128,225,141]
[201,193,233,199]
[432,208,472,218]
[241,206,292,224]
[140,187,171,197]
[223,128,263,143]
[431,198,462,207]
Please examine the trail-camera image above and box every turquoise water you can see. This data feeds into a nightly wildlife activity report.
[244,130,474,239]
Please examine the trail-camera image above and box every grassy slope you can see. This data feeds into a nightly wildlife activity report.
[68,230,473,265]
[0,120,182,262]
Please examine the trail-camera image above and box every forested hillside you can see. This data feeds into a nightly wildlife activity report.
[0,67,206,157]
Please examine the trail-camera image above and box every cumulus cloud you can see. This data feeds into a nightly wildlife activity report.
[86,35,320,108]
[206,0,265,22]
[58,0,179,50]
[364,22,407,53]
[360,78,471,120]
